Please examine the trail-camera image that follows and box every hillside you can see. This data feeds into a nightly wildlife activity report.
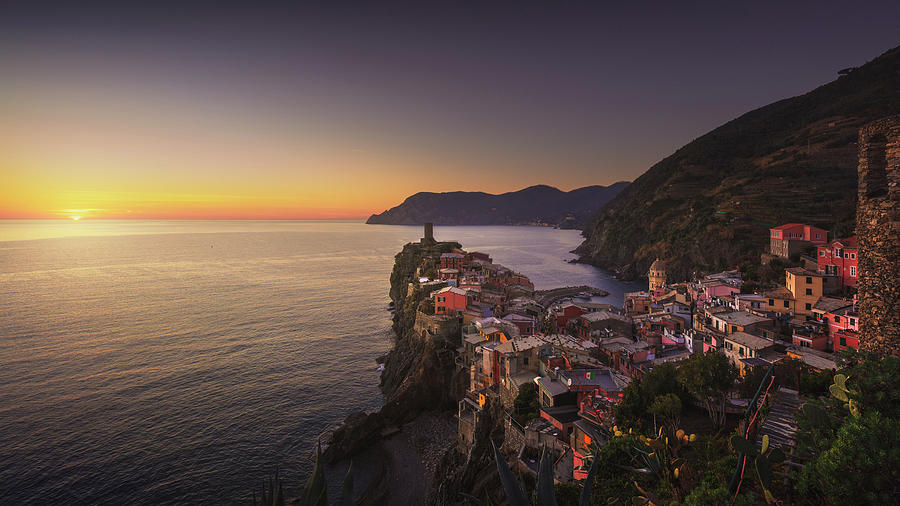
[366,183,629,228]
[577,45,900,281]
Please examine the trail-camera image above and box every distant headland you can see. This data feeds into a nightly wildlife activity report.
[365,183,629,228]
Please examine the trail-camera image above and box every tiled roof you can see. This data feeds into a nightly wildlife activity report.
[813,297,854,313]
[726,331,774,350]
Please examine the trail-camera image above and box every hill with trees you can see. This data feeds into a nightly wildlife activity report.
[577,45,900,281]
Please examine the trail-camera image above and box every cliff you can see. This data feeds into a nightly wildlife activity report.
[577,45,900,282]
[323,240,468,463]
[366,183,629,228]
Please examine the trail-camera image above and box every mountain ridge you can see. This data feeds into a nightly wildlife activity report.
[576,45,900,281]
[366,182,629,228]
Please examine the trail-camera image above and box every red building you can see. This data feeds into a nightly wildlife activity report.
[816,236,858,288]
[433,286,468,316]
[769,223,828,258]
[440,252,465,270]
[553,302,586,329]
[811,297,859,351]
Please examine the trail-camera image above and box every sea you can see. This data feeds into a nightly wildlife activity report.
[0,220,643,504]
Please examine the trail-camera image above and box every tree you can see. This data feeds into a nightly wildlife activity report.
[677,352,737,427]
[794,352,900,504]
[512,382,541,426]
[797,411,900,505]
[649,393,682,431]
[614,363,687,430]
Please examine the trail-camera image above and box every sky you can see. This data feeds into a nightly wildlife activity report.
[1,1,899,220]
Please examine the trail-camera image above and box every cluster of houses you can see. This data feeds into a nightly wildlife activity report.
[412,220,857,484]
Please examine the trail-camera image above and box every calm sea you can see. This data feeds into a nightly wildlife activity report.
[0,220,642,504]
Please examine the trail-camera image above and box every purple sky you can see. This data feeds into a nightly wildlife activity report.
[2,1,899,217]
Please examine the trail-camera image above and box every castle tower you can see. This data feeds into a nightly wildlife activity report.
[856,116,900,356]
[421,222,435,245]
[648,258,667,292]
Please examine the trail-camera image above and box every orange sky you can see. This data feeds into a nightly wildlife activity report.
[0,72,625,220]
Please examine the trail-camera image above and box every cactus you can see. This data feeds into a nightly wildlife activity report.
[829,373,860,417]
[729,434,785,503]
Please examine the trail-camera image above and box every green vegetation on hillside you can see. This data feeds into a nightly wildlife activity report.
[578,46,900,281]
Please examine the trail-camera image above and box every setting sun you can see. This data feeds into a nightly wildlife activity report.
[71,216,81,221]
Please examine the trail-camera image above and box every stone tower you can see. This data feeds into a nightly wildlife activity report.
[648,258,667,292]
[421,222,435,245]
[856,116,900,356]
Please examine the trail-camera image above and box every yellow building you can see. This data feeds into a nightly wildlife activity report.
[648,258,667,291]
[785,267,823,316]
[764,268,823,317]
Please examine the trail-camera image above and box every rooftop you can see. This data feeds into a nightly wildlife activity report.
[495,335,547,354]
[826,236,858,248]
[559,369,623,393]
[813,297,854,313]
[716,310,772,327]
[763,286,794,300]
[433,286,467,297]
[785,267,824,277]
[579,310,631,323]
[536,376,570,397]
[726,331,774,350]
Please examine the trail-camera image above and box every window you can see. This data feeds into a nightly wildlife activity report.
[850,318,856,326]
[806,277,812,284]
[823,316,830,323]
[844,253,850,259]
[819,250,825,257]
[769,299,775,306]
[850,266,856,277]
[739,347,744,357]
[806,288,813,296]
[805,303,812,310]
[816,233,821,239]
[523,357,529,366]
[840,337,847,347]
[784,300,790,308]
[835,316,841,323]
[851,253,856,259]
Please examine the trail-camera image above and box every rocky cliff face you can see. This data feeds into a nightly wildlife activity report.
[323,240,467,463]
[577,46,900,282]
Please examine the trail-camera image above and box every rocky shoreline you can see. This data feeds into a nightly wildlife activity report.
[320,239,469,503]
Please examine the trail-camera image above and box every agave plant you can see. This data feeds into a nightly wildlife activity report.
[618,427,696,503]
[484,439,598,506]
[255,442,354,506]
[255,469,285,506]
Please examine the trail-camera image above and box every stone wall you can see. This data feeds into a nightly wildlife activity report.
[856,116,900,356]
[414,310,461,343]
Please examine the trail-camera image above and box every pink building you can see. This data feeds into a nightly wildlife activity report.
[816,236,858,288]
[770,223,828,258]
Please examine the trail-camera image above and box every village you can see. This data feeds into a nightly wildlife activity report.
[399,217,865,488]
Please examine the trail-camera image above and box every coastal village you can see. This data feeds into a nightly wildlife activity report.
[315,118,900,505]
[400,218,863,487]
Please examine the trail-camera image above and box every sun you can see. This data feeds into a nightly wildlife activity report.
[71,216,81,221]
